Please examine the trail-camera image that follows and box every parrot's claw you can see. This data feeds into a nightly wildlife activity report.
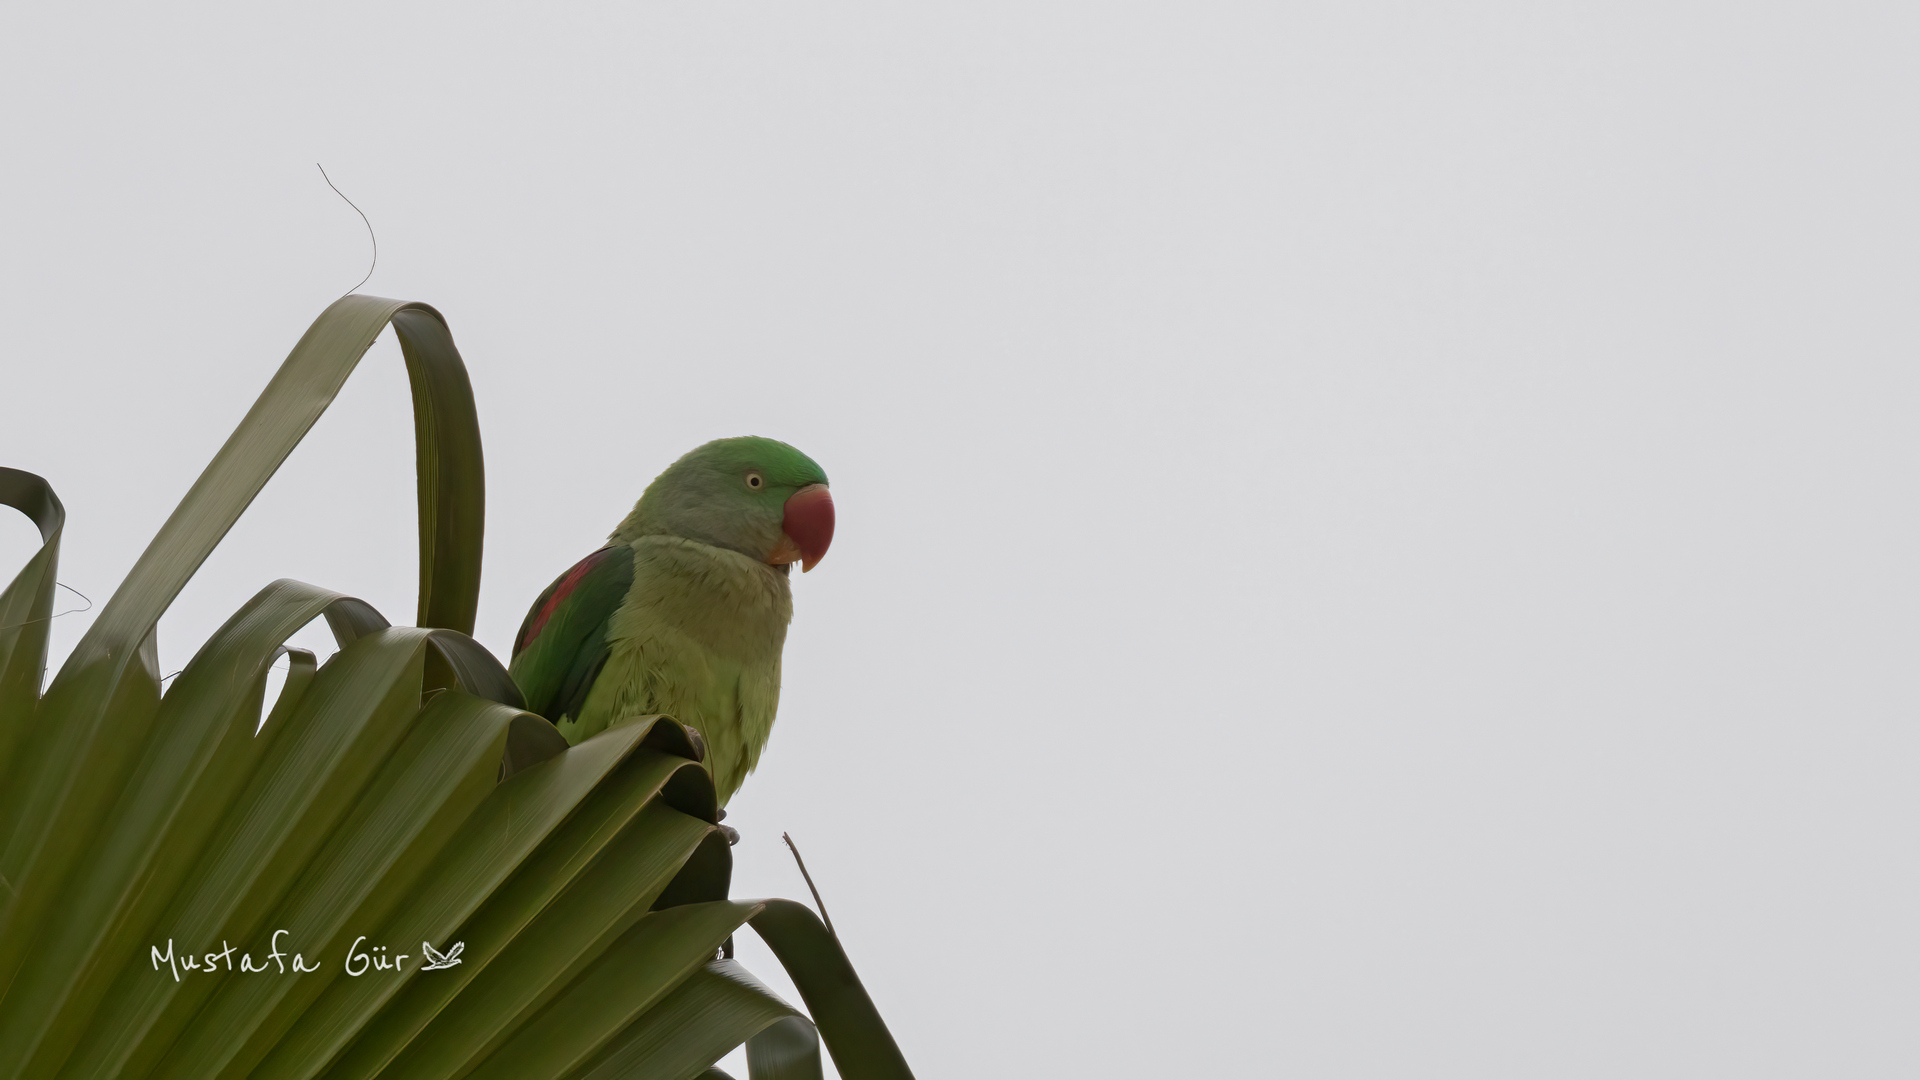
[720,824,740,846]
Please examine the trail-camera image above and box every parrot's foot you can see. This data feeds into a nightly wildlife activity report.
[716,808,738,846]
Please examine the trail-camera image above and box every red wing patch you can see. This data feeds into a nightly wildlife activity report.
[517,547,614,655]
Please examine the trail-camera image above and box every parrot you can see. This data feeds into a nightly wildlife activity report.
[508,436,833,808]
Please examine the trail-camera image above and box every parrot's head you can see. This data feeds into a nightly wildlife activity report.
[613,436,834,573]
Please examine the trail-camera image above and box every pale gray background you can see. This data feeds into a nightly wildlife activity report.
[2,3,1916,1077]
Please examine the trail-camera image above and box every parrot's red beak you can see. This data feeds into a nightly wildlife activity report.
[775,483,834,572]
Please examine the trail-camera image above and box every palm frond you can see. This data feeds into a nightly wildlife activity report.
[0,296,912,1080]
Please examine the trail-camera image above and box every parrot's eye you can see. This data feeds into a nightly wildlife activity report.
[745,471,765,490]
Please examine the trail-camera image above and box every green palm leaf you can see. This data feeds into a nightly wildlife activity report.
[0,296,912,1079]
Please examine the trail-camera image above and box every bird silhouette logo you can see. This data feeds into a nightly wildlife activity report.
[420,940,464,971]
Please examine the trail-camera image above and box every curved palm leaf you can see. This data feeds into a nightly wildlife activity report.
[0,297,913,1079]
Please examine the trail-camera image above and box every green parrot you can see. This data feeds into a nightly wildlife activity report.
[508,436,833,807]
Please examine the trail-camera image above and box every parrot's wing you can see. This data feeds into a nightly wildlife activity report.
[509,544,636,725]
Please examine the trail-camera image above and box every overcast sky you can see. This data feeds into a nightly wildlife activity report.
[3,3,1918,1077]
